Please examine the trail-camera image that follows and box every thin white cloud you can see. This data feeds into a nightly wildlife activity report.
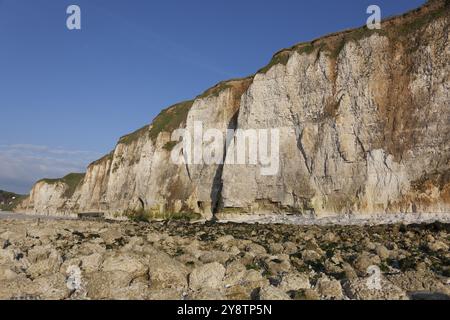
[0,144,103,194]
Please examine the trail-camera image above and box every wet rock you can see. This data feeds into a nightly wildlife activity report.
[225,270,267,300]
[324,260,344,275]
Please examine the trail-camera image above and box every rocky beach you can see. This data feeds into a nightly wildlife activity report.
[1,214,449,300]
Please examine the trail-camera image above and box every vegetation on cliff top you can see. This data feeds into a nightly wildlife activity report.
[38,173,86,198]
[117,100,194,147]
[118,125,150,146]
[196,76,254,99]
[88,151,114,167]
[117,76,254,148]
[149,100,194,141]
[0,190,26,211]
[257,0,448,74]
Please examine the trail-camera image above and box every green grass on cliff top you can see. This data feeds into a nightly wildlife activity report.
[257,0,448,74]
[118,100,194,146]
[39,173,85,198]
[149,100,194,141]
[89,151,114,167]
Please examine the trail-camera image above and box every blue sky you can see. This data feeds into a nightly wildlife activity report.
[0,0,425,193]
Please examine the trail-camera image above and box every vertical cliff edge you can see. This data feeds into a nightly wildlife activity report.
[16,0,450,220]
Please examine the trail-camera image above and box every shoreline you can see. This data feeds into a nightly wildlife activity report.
[2,210,450,226]
[218,212,450,226]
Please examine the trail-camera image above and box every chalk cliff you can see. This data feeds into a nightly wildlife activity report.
[17,0,450,219]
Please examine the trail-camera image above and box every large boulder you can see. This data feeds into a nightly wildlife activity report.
[189,262,226,291]
[101,253,148,282]
[145,248,189,290]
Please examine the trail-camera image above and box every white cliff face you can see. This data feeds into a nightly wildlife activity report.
[19,181,72,217]
[17,1,450,219]
[19,80,251,218]
[221,5,450,217]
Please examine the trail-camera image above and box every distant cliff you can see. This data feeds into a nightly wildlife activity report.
[17,0,450,220]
